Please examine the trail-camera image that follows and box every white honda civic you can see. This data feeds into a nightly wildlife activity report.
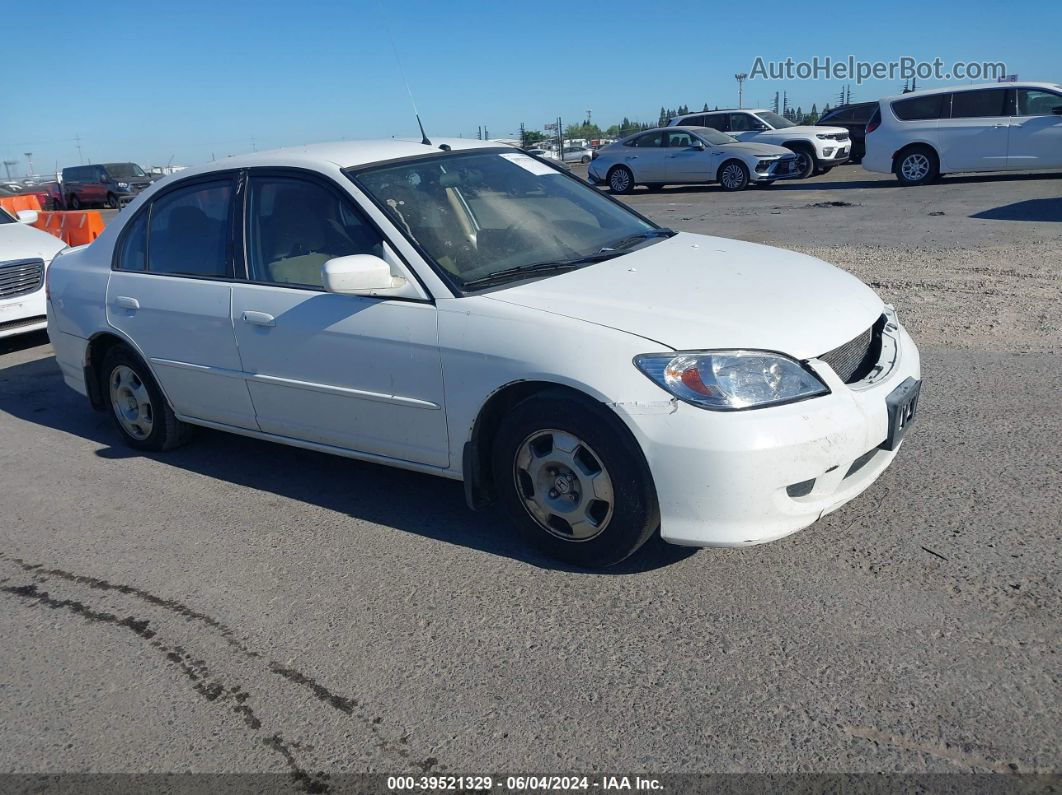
[47,139,921,567]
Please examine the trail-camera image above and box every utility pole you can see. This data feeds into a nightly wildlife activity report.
[74,133,84,164]
[558,116,563,160]
[735,73,748,109]
[24,153,33,178]
[586,109,592,125]
[519,121,526,148]
[2,160,16,180]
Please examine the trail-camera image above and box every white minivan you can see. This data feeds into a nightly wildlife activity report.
[47,139,920,567]
[863,82,1062,185]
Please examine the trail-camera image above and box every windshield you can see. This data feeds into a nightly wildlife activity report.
[104,163,146,178]
[755,112,795,129]
[694,128,738,145]
[351,150,658,290]
[0,208,14,224]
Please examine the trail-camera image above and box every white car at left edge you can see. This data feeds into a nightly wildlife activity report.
[0,207,65,339]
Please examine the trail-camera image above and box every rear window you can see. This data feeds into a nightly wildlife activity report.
[892,94,944,121]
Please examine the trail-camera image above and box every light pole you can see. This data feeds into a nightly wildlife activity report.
[24,152,34,178]
[735,74,748,109]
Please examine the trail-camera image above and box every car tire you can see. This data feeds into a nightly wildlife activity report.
[106,193,119,209]
[753,180,776,188]
[788,146,816,179]
[101,344,192,452]
[580,155,591,164]
[718,159,750,191]
[68,194,81,210]
[607,166,635,195]
[894,146,939,186]
[492,392,659,568]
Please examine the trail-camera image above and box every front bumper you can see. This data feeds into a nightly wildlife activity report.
[816,143,851,167]
[619,320,921,547]
[753,157,801,182]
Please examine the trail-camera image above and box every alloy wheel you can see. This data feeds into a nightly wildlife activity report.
[609,169,631,193]
[721,163,747,190]
[901,153,930,182]
[513,429,615,542]
[109,364,154,440]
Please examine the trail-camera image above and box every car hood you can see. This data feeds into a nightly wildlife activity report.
[762,125,848,137]
[718,141,792,157]
[484,233,883,358]
[0,221,66,263]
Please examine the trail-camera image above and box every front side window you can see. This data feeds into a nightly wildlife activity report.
[1016,89,1062,116]
[247,176,384,288]
[951,89,1006,118]
[666,131,699,147]
[892,94,944,121]
[352,151,658,290]
[147,179,234,277]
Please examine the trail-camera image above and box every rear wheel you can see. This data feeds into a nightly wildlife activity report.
[580,155,591,164]
[894,146,939,186]
[492,393,658,567]
[106,193,119,209]
[607,166,634,195]
[718,160,750,191]
[101,344,192,452]
[68,194,81,210]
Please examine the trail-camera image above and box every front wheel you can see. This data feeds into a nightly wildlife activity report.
[607,166,635,195]
[492,393,659,567]
[106,193,119,209]
[580,155,591,164]
[102,344,192,451]
[789,148,816,179]
[718,160,750,191]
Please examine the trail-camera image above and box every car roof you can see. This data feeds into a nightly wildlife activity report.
[880,81,1062,102]
[168,138,506,181]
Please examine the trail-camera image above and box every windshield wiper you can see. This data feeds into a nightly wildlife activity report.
[461,252,622,290]
[598,228,676,253]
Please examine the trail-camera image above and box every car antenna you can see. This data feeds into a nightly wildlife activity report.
[379,3,435,148]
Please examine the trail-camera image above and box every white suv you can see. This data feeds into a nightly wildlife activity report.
[669,109,851,178]
[863,82,1062,185]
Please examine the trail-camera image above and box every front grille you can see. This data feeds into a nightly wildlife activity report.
[0,258,45,299]
[0,314,46,333]
[818,314,885,383]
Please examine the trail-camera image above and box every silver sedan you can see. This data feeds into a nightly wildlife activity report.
[587,127,800,193]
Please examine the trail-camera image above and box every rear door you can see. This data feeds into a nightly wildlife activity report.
[937,88,1009,171]
[1007,88,1062,170]
[106,173,258,429]
[624,131,668,182]
[726,112,767,141]
[702,113,730,134]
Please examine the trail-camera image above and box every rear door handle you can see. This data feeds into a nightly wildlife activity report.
[242,310,276,327]
[114,296,139,311]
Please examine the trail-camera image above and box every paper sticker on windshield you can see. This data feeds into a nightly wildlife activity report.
[499,152,560,175]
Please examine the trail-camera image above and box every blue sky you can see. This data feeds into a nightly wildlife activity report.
[2,0,1059,174]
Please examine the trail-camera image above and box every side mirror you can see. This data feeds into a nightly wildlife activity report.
[690,141,706,151]
[16,210,38,225]
[322,254,406,295]
[1052,105,1062,115]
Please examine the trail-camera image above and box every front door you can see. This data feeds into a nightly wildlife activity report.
[664,129,716,181]
[231,172,449,467]
[106,173,258,429]
[1007,88,1062,170]
[937,89,1010,171]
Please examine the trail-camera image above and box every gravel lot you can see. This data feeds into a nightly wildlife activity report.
[2,164,1059,784]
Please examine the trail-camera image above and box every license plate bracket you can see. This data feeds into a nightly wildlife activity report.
[880,377,921,451]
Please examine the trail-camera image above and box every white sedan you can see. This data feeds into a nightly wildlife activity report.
[1,207,66,340]
[47,139,920,567]
[589,127,800,192]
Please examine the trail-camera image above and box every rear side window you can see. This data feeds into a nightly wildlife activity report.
[629,132,664,148]
[851,104,876,123]
[146,179,235,278]
[116,211,148,271]
[704,114,729,131]
[892,94,944,121]
[679,115,706,127]
[950,89,1007,118]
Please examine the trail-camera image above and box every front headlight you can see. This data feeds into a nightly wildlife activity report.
[634,350,829,411]
[117,182,130,188]
[816,133,831,140]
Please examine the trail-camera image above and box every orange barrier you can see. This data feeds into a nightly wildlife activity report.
[31,211,106,247]
[0,194,43,215]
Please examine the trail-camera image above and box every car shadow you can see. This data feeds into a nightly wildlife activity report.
[0,329,51,356]
[639,170,1060,194]
[971,197,1062,222]
[0,353,698,574]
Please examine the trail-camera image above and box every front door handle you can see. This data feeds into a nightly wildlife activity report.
[242,310,276,327]
[114,296,139,311]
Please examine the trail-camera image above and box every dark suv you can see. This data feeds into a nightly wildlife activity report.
[816,103,878,163]
[61,163,154,209]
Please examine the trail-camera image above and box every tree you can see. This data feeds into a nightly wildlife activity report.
[521,129,547,147]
